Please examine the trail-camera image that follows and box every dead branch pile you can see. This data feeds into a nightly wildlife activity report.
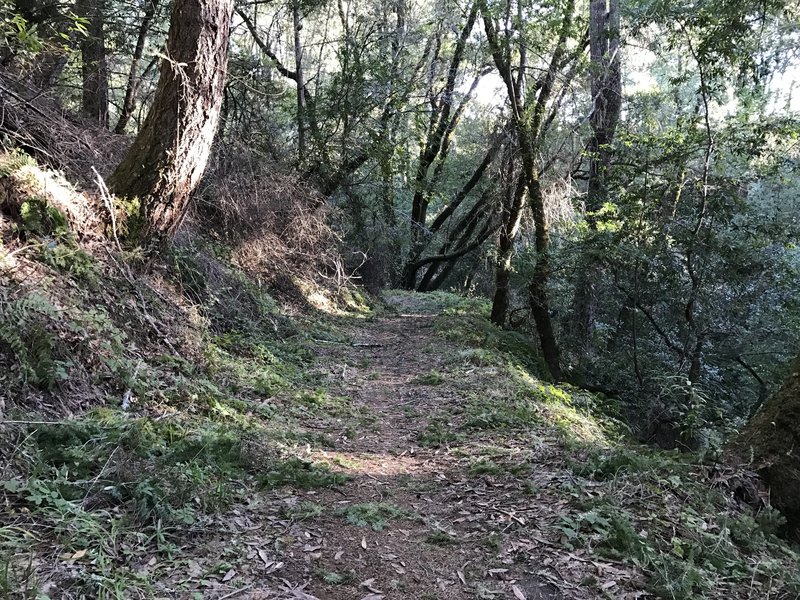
[0,72,129,185]
[192,142,344,291]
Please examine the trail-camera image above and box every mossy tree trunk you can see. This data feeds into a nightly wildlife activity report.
[729,355,800,535]
[108,0,233,242]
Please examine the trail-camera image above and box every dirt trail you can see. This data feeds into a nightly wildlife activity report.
[172,296,642,600]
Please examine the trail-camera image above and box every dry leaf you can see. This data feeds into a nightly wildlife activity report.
[457,570,467,585]
[361,536,367,549]
[360,578,383,593]
[512,584,526,600]
[602,580,618,590]
[334,550,344,561]
[257,548,270,565]
[222,568,236,582]
[70,549,87,560]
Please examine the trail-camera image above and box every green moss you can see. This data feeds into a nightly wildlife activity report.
[425,531,459,546]
[19,196,69,237]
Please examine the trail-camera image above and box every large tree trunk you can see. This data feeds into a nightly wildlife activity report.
[108,0,233,242]
[76,0,109,126]
[729,355,800,536]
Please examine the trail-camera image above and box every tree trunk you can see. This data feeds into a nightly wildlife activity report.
[76,0,109,126]
[108,0,233,243]
[527,178,562,381]
[729,355,800,536]
[292,1,307,162]
[587,0,621,213]
[115,0,160,133]
[490,173,526,325]
[574,0,621,355]
[401,3,478,289]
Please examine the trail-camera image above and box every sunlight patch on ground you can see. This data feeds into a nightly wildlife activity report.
[313,450,434,477]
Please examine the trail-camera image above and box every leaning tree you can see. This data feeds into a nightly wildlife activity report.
[109,0,234,242]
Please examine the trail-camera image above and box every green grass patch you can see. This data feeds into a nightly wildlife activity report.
[425,530,460,547]
[259,457,349,489]
[315,568,356,585]
[336,502,408,531]
[285,501,325,521]
[412,369,446,385]
[416,418,461,447]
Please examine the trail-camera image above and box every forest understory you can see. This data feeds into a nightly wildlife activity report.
[0,153,798,598]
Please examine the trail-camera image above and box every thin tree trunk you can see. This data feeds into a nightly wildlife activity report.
[292,1,307,162]
[574,0,621,355]
[528,178,562,381]
[115,0,159,133]
[108,0,234,243]
[401,2,478,289]
[76,0,109,126]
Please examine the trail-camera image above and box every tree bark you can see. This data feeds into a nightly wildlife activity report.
[574,0,621,355]
[729,355,800,537]
[490,172,526,325]
[76,0,109,126]
[108,0,233,243]
[292,0,307,162]
[115,0,160,133]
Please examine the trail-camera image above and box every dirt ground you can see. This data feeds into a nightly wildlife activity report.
[153,295,647,600]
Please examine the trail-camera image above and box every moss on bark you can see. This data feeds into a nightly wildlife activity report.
[730,356,800,535]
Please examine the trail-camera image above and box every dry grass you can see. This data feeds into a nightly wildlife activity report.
[0,72,130,185]
[192,143,349,299]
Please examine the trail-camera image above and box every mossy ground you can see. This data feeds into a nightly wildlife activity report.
[1,175,798,599]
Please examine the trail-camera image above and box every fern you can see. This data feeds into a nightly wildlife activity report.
[0,289,66,390]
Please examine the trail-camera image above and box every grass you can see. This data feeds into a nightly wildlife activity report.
[425,531,459,547]
[336,502,409,531]
[285,501,325,520]
[259,457,350,489]
[315,568,355,585]
[416,418,461,447]
[412,369,446,385]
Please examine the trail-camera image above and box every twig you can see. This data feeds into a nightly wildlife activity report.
[121,360,143,411]
[217,583,255,599]
[92,166,123,254]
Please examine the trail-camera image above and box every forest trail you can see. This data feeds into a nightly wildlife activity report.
[164,293,644,600]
